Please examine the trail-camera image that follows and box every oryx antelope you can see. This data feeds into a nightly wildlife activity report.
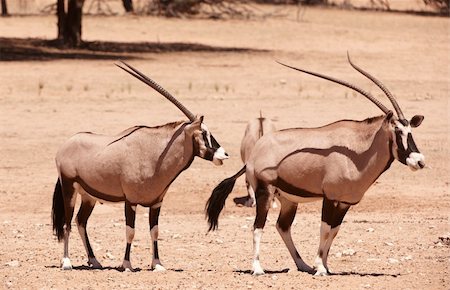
[52,62,228,271]
[206,54,425,276]
[233,113,277,208]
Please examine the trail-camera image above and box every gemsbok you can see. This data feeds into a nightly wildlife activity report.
[206,54,425,276]
[52,62,228,271]
[233,112,277,208]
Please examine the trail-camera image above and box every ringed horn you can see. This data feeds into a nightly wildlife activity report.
[116,61,196,122]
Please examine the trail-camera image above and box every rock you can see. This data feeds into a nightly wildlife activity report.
[401,255,413,261]
[113,223,121,227]
[215,238,224,244]
[366,227,375,232]
[335,252,342,258]
[342,249,356,256]
[5,281,13,288]
[279,79,287,85]
[172,234,181,239]
[438,234,450,246]
[388,258,399,264]
[5,260,20,267]
[105,252,115,260]
[384,242,394,246]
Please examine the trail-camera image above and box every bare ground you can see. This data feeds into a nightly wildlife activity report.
[0,6,449,290]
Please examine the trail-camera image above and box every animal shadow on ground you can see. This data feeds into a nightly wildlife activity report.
[45,265,142,272]
[0,37,263,61]
[234,268,400,277]
[45,265,186,272]
[234,268,290,275]
[331,271,400,277]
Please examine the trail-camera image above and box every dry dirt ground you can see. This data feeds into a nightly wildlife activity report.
[0,6,449,290]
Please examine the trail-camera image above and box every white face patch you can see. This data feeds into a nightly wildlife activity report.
[201,123,212,147]
[393,120,425,170]
[406,152,425,171]
[213,147,229,166]
[394,121,411,150]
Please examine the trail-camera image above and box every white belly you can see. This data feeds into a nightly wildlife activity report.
[277,190,322,204]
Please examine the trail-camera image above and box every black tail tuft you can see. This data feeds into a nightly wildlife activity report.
[205,166,246,231]
[52,179,65,242]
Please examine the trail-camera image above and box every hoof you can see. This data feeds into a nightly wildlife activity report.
[61,258,72,270]
[119,260,134,272]
[314,269,330,276]
[153,264,166,272]
[233,196,255,207]
[252,261,265,276]
[252,269,265,276]
[88,258,103,269]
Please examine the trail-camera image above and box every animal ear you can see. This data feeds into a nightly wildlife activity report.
[410,115,424,128]
[198,115,204,123]
[185,116,202,135]
[385,110,394,121]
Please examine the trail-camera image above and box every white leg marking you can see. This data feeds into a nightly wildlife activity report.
[61,257,72,270]
[151,225,166,271]
[126,225,135,244]
[322,226,340,270]
[61,226,72,270]
[315,222,331,276]
[252,228,265,275]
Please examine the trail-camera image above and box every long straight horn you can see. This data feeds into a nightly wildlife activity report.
[277,61,390,114]
[346,52,405,120]
[116,61,196,122]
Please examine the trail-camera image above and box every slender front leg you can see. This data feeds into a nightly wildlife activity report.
[149,202,165,271]
[315,197,350,276]
[276,195,313,273]
[252,184,271,276]
[121,201,136,271]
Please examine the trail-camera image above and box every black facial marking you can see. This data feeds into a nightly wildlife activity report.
[395,130,408,165]
[395,129,421,165]
[407,133,419,153]
[210,134,220,149]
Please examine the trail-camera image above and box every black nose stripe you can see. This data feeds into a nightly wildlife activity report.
[407,133,420,153]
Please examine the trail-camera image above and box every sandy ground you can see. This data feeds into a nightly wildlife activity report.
[0,6,449,290]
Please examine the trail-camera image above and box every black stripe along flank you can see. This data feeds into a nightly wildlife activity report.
[275,177,323,198]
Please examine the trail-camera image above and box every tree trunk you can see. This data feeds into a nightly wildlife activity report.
[122,0,133,12]
[57,0,65,41]
[1,0,8,16]
[64,0,85,47]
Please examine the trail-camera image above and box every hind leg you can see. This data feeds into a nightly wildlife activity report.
[276,195,313,273]
[252,183,272,275]
[76,195,102,269]
[61,178,77,270]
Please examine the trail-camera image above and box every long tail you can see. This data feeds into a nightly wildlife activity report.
[205,165,247,231]
[52,179,65,241]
